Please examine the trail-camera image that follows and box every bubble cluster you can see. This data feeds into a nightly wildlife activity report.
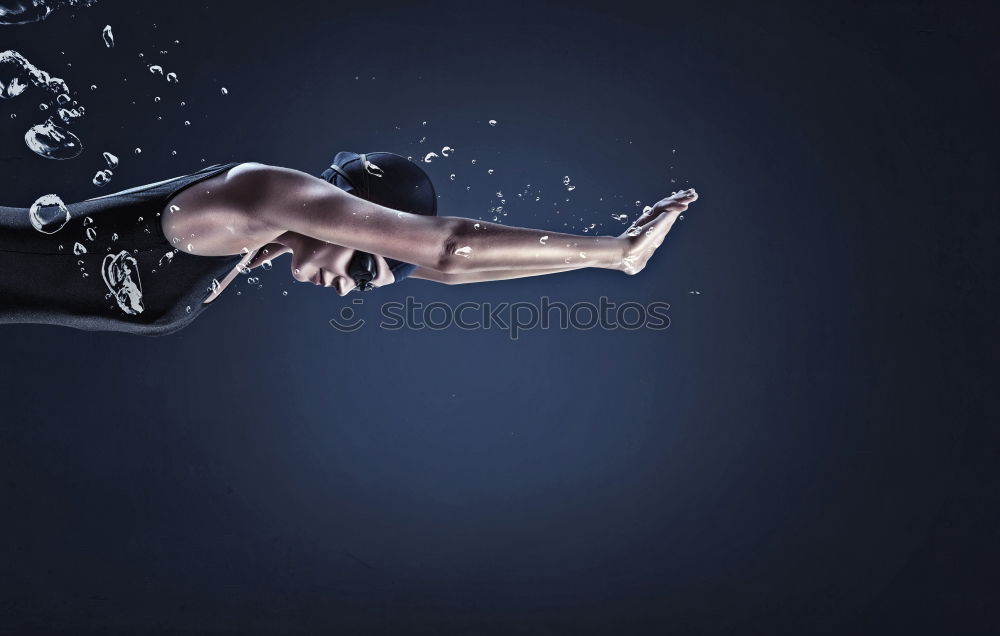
[0,0,98,25]
[1,50,86,159]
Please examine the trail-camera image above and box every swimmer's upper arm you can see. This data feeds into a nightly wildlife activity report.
[163,161,278,255]
[247,164,460,271]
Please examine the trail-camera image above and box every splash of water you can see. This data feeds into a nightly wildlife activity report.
[101,250,144,315]
[1,50,86,158]
[0,0,97,25]
[1,50,69,99]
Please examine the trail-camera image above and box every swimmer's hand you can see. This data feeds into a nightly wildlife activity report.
[616,188,698,274]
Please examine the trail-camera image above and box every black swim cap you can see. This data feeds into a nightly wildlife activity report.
[320,151,437,282]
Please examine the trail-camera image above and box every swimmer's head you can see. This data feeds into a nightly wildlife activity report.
[320,151,438,286]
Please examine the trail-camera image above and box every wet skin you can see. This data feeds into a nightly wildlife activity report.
[158,162,699,304]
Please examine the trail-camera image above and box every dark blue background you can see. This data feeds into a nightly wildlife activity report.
[1,1,997,634]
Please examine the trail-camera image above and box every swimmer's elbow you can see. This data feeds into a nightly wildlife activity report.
[434,220,473,274]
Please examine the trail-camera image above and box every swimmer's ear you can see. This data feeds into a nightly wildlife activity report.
[247,242,289,269]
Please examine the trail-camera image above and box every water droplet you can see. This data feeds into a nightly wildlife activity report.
[567,185,576,191]
[90,84,97,90]
[149,65,163,75]
[102,151,118,168]
[261,260,273,270]
[92,169,112,186]
[487,169,494,175]
[539,235,549,245]
[166,72,178,83]
[220,87,228,95]
[73,241,87,255]
[282,290,288,296]
[423,152,438,163]
[563,176,571,186]
[473,223,481,229]
[185,305,191,313]
[183,120,190,126]
[363,160,384,177]
[134,147,142,154]
[38,103,48,110]
[454,246,472,257]
[153,96,160,102]
[102,25,114,48]
[441,146,454,157]
[25,119,83,160]
[56,93,70,105]
[449,173,456,180]
[488,119,497,126]
[112,232,118,241]
[28,194,70,233]
[86,227,97,241]
[635,200,642,206]
[171,150,177,156]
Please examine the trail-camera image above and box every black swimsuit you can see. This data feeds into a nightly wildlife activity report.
[0,162,245,336]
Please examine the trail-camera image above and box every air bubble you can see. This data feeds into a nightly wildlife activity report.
[28,194,70,234]
[92,169,112,186]
[25,119,83,160]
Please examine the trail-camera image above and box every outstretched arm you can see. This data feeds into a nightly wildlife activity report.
[409,264,587,284]
[233,164,696,276]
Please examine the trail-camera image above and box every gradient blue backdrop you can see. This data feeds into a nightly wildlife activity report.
[1,1,996,634]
